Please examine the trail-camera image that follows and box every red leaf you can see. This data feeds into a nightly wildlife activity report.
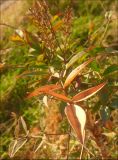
[65,105,86,144]
[27,84,61,99]
[73,82,107,102]
[45,91,72,103]
[64,58,93,88]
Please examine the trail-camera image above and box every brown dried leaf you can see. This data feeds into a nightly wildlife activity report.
[73,82,107,102]
[65,105,86,144]
[20,116,28,135]
[9,138,27,158]
[64,58,93,88]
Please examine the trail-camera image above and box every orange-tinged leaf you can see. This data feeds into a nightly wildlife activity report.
[65,105,86,144]
[10,35,25,42]
[0,63,5,69]
[53,20,63,31]
[73,82,107,102]
[64,58,93,88]
[27,84,62,99]
[46,91,72,103]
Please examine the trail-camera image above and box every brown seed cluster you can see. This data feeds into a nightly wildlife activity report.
[62,7,73,37]
[30,0,56,52]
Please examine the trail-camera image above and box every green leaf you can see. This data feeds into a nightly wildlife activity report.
[66,46,95,69]
[102,132,116,139]
[66,50,87,69]
[103,65,118,76]
[17,71,47,78]
[90,60,100,72]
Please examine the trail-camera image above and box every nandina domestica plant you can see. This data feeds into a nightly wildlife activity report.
[6,0,118,159]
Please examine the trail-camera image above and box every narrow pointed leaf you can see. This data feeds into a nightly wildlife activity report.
[16,71,46,78]
[51,15,59,23]
[66,46,95,69]
[10,35,25,43]
[46,91,72,103]
[34,139,44,153]
[73,82,107,102]
[9,138,27,158]
[64,58,93,88]
[27,84,61,99]
[43,96,48,107]
[65,105,86,144]
[20,116,28,135]
[53,20,63,31]
[103,65,118,76]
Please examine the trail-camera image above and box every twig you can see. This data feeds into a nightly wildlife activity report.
[0,23,17,29]
[70,133,95,157]
[79,143,84,160]
[66,127,71,160]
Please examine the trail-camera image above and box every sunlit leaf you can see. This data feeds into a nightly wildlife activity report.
[51,15,59,23]
[9,138,27,158]
[43,96,48,107]
[20,117,28,135]
[10,35,25,43]
[53,20,63,31]
[10,29,26,43]
[15,29,24,38]
[64,58,93,88]
[72,82,107,102]
[53,72,60,78]
[66,46,94,69]
[65,105,86,144]
[27,84,62,99]
[102,132,116,139]
[46,91,72,103]
[37,54,44,62]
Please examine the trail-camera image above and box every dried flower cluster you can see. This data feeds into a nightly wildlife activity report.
[63,7,73,37]
[30,0,56,52]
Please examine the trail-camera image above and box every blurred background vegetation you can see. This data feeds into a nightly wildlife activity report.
[0,0,118,159]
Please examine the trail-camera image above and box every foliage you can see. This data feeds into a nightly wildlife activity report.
[0,0,118,159]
